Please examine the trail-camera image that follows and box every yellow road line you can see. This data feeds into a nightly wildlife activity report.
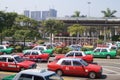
[63,76,76,80]
[0,72,16,75]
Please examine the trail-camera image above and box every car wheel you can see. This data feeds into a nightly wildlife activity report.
[56,70,63,76]
[106,55,111,59]
[89,72,96,79]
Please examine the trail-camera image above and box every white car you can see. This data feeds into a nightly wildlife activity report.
[11,69,63,80]
[32,46,54,56]
[32,46,50,51]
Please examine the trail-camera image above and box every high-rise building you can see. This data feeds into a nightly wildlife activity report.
[42,9,57,20]
[42,11,49,20]
[24,10,30,18]
[23,9,57,21]
[49,9,57,17]
[31,11,41,21]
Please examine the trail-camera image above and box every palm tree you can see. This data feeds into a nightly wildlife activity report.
[68,24,86,43]
[101,8,117,17]
[101,8,117,42]
[41,19,65,43]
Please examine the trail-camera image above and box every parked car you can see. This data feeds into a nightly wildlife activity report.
[55,51,93,63]
[21,50,49,62]
[48,58,102,79]
[0,45,14,55]
[0,55,37,71]
[85,47,117,59]
[32,45,54,56]
[115,41,120,48]
[69,44,82,51]
[2,69,64,80]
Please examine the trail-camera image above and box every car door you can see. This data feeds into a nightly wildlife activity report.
[65,52,74,58]
[6,57,18,71]
[74,52,83,58]
[31,51,39,60]
[24,51,31,60]
[100,49,108,57]
[93,49,101,57]
[60,60,74,75]
[72,60,86,76]
[0,57,8,70]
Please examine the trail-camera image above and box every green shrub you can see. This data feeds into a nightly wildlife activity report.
[81,47,94,51]
[53,46,71,54]
[15,46,22,52]
[117,49,120,56]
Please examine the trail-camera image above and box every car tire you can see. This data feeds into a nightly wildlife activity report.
[89,72,96,79]
[56,70,63,76]
[106,55,111,59]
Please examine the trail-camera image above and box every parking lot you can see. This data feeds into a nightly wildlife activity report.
[0,57,120,80]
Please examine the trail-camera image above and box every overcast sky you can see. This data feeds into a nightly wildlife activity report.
[0,0,120,17]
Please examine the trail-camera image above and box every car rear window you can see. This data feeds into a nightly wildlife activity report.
[18,74,44,80]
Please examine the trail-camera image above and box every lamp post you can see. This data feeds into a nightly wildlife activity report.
[87,1,91,17]
[104,19,107,43]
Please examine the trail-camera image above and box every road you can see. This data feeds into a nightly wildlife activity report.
[0,58,120,80]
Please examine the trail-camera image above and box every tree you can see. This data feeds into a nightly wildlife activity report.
[68,24,86,43]
[71,11,80,17]
[4,12,18,29]
[101,8,117,17]
[41,19,65,43]
[101,8,117,42]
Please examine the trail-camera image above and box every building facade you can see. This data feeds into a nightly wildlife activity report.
[42,11,49,20]
[47,17,120,45]
[23,9,57,21]
[24,10,30,18]
[31,11,41,21]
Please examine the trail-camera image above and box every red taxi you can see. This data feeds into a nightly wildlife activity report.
[0,55,37,71]
[55,51,93,63]
[48,58,102,79]
[19,50,49,62]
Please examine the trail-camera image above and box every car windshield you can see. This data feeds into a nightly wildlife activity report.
[45,73,63,80]
[80,59,88,66]
[14,56,24,62]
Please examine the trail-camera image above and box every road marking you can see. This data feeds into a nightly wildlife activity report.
[103,68,120,75]
[96,61,120,65]
[103,68,120,74]
[63,76,80,80]
[103,66,120,70]
[0,72,16,75]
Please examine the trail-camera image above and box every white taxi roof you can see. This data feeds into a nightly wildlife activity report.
[24,49,41,52]
[0,55,19,58]
[57,57,82,64]
[18,69,55,77]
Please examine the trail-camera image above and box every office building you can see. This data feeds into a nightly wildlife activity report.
[42,11,49,20]
[24,10,30,18]
[31,11,41,21]
[23,9,57,21]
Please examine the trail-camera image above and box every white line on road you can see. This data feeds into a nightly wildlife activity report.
[103,66,120,70]
[103,68,120,74]
[97,61,120,65]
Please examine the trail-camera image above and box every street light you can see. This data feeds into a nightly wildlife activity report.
[104,19,107,43]
[87,1,91,17]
